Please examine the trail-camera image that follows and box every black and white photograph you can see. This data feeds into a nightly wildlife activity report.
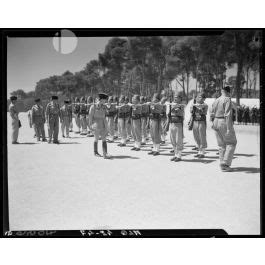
[2,29,262,236]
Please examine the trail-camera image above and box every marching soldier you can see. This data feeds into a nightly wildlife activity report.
[140,96,149,145]
[211,86,237,172]
[89,93,111,159]
[130,94,142,151]
[79,96,88,135]
[190,93,208,158]
[9,96,20,144]
[45,95,61,144]
[31,98,46,142]
[106,96,117,142]
[116,95,130,147]
[147,93,164,156]
[160,96,168,144]
[86,96,94,137]
[60,99,72,138]
[167,92,185,161]
[73,97,81,133]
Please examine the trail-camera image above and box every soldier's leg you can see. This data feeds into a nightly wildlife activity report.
[199,121,207,155]
[192,121,200,154]
[214,119,226,165]
[48,119,54,143]
[40,123,46,141]
[34,124,41,141]
[75,115,80,133]
[169,123,177,159]
[136,119,142,149]
[61,120,65,137]
[148,120,155,154]
[175,123,184,159]
[110,117,115,141]
[94,129,101,156]
[53,118,59,142]
[11,120,19,143]
[223,127,237,166]
[141,118,147,144]
[65,118,70,137]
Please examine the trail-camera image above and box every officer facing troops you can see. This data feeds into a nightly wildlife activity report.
[89,93,111,159]
[73,97,81,133]
[9,96,20,144]
[190,93,208,158]
[31,98,47,142]
[86,96,94,137]
[140,96,149,145]
[79,96,88,135]
[147,93,164,156]
[167,92,185,161]
[45,95,61,144]
[211,86,237,172]
[106,96,117,143]
[130,94,142,151]
[60,99,72,138]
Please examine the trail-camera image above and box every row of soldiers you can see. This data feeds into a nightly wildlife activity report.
[235,105,260,125]
[9,85,237,171]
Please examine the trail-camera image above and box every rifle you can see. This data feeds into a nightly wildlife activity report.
[188,94,196,130]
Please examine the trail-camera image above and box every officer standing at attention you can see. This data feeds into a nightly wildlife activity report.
[60,99,72,138]
[31,98,47,142]
[211,86,237,172]
[89,93,111,159]
[9,96,20,144]
[45,95,61,144]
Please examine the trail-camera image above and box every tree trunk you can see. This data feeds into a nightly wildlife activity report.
[246,67,249,98]
[186,72,189,103]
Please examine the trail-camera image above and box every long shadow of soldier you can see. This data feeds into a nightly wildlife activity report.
[110,155,140,159]
[231,167,260,173]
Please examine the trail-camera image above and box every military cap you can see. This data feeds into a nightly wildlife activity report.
[34,98,41,103]
[10,96,17,101]
[98,93,108,100]
[222,86,231,93]
[51,95,58,100]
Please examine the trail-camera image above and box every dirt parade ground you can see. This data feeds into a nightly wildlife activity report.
[7,113,260,235]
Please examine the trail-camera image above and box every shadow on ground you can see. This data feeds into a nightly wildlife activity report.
[181,158,215,164]
[232,167,260,173]
[234,153,256,157]
[59,142,80,144]
[110,155,139,159]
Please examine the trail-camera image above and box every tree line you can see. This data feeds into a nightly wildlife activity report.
[11,30,261,107]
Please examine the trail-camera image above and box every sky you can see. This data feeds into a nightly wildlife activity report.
[8,36,257,97]
[7,37,111,96]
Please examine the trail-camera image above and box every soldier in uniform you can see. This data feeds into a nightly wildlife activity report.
[9,96,20,144]
[160,96,168,144]
[106,96,117,143]
[130,94,142,151]
[79,96,88,135]
[190,93,208,158]
[89,93,110,159]
[68,99,73,132]
[73,97,81,133]
[31,98,46,142]
[211,86,237,172]
[60,99,72,138]
[116,95,131,147]
[28,108,37,138]
[125,96,132,141]
[167,92,185,161]
[45,95,61,144]
[86,96,94,137]
[140,96,149,145]
[147,93,164,156]
[114,96,119,139]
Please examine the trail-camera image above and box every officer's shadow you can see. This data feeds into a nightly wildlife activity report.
[59,142,81,144]
[110,155,140,159]
[231,167,260,173]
